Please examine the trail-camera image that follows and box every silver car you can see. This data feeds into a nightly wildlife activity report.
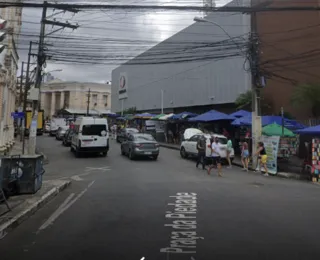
[56,126,69,140]
[121,133,159,160]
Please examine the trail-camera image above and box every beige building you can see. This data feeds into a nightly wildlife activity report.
[0,3,22,154]
[40,80,112,118]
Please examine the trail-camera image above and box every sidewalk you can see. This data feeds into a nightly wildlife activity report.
[9,139,49,164]
[159,142,310,181]
[0,179,71,238]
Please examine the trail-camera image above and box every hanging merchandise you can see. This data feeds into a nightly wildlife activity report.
[278,136,299,158]
[311,138,320,182]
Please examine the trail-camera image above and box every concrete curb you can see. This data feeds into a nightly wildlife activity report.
[0,180,71,237]
[159,144,309,181]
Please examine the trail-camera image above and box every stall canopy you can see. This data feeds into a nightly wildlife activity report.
[159,113,174,120]
[151,114,166,120]
[134,113,156,119]
[170,112,198,120]
[296,125,320,135]
[231,115,306,130]
[262,123,295,137]
[229,110,251,118]
[189,110,235,122]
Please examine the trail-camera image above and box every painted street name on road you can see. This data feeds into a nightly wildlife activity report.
[160,192,203,254]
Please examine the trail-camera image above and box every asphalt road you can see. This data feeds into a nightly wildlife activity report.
[0,135,320,260]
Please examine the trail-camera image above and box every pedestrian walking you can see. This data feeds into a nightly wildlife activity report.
[196,135,206,170]
[241,140,249,171]
[226,137,233,168]
[207,137,222,177]
[255,142,268,176]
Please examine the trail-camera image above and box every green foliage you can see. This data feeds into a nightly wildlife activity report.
[291,83,320,117]
[235,90,252,110]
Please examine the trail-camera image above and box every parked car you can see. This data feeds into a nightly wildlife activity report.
[56,126,69,140]
[180,129,234,163]
[116,128,139,143]
[62,129,74,146]
[121,133,159,160]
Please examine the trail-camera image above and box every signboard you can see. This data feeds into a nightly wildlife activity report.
[256,135,280,175]
[118,72,128,100]
[30,120,37,137]
[11,112,24,119]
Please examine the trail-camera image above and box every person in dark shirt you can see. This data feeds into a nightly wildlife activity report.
[196,135,206,170]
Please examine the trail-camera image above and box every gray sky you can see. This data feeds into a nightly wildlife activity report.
[18,0,231,83]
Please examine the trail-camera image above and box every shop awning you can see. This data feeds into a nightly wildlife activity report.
[262,123,295,137]
[296,125,320,135]
[229,110,251,118]
[134,113,156,119]
[170,112,198,120]
[189,110,235,122]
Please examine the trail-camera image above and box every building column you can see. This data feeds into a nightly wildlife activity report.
[60,91,65,109]
[50,92,56,117]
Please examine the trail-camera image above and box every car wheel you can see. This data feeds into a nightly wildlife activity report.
[180,147,187,158]
[102,151,107,157]
[75,149,80,158]
[152,155,158,161]
[116,137,120,143]
[129,149,134,160]
[121,146,125,155]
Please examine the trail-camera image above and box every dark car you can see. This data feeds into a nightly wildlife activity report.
[116,128,139,143]
[62,129,74,146]
[120,133,159,160]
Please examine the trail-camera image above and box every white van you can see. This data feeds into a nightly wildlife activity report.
[71,117,109,157]
[49,118,67,136]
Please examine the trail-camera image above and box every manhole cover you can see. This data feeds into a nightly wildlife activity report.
[249,182,264,187]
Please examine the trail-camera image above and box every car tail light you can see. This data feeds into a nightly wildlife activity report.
[135,144,143,148]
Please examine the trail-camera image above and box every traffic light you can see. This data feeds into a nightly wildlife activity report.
[0,18,7,54]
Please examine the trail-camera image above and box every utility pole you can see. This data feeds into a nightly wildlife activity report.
[19,62,24,106]
[22,41,33,154]
[28,1,78,155]
[250,0,267,169]
[86,89,91,116]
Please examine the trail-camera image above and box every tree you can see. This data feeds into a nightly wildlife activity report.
[235,90,273,115]
[291,83,320,117]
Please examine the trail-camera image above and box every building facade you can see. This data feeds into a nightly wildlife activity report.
[256,0,320,119]
[0,3,22,154]
[40,80,111,118]
[111,1,251,114]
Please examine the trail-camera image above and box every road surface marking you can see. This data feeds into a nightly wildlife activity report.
[70,175,83,181]
[38,181,95,232]
[85,166,111,172]
[191,257,196,260]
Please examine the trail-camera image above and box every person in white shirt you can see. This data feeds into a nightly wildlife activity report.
[207,137,222,177]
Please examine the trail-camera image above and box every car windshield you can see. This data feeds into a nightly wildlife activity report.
[134,134,155,142]
[218,137,228,145]
[82,124,106,136]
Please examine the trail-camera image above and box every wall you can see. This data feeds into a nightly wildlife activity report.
[111,9,251,113]
[257,0,320,119]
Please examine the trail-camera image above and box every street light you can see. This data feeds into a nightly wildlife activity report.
[193,16,261,167]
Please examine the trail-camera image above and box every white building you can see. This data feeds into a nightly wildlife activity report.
[0,3,22,154]
[40,80,112,118]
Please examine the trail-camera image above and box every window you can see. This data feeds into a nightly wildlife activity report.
[92,94,98,104]
[103,95,108,104]
[82,124,106,136]
[217,137,227,145]
[134,134,155,142]
[189,135,199,142]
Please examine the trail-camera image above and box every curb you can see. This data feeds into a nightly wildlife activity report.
[159,144,309,181]
[0,180,71,238]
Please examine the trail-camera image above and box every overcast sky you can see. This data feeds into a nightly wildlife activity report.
[18,0,231,83]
